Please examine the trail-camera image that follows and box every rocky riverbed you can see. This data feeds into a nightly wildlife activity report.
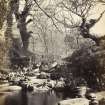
[0,70,104,105]
[1,80,105,105]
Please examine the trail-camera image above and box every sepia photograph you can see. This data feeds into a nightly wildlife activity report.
[0,0,105,105]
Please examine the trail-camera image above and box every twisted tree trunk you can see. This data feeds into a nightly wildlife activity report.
[13,0,32,51]
[79,10,105,46]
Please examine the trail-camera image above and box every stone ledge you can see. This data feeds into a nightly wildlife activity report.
[58,98,89,105]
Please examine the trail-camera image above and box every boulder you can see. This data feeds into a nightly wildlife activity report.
[58,98,89,105]
[0,86,21,92]
[76,86,87,98]
[37,72,49,79]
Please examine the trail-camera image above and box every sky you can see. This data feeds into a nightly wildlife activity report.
[41,0,105,36]
[90,3,105,36]
[1,0,105,41]
[18,0,105,35]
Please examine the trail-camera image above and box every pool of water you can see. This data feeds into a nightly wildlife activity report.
[4,90,63,105]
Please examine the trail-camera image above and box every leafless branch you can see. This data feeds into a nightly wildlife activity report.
[79,9,105,45]
[33,0,61,33]
[54,17,79,28]
[61,2,82,17]
[96,10,105,22]
[98,0,105,4]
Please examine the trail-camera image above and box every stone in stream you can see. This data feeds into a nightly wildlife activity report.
[87,93,99,105]
[76,86,87,98]
[27,85,34,92]
[58,98,89,105]
[0,85,22,105]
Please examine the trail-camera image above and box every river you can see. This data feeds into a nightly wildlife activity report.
[4,89,63,105]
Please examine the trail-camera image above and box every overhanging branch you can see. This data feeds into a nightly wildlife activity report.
[33,0,61,33]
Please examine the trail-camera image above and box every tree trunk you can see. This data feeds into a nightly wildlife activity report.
[14,0,31,51]
[80,12,105,46]
[4,0,15,68]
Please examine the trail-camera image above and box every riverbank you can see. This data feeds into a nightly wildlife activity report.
[0,75,105,105]
[0,83,62,105]
[1,81,105,105]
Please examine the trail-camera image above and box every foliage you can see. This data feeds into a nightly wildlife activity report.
[0,40,7,70]
[65,44,105,90]
[99,98,105,105]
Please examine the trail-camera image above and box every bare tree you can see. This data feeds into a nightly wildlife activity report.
[13,0,33,51]
[0,0,15,70]
[0,0,8,29]
[54,0,105,46]
[5,0,15,43]
[32,13,55,60]
[79,10,105,45]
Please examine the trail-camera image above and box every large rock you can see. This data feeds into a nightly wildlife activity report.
[58,98,89,105]
[0,86,21,92]
[96,91,105,101]
[0,86,22,105]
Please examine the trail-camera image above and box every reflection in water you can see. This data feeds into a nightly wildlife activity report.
[4,90,63,105]
[21,90,28,105]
